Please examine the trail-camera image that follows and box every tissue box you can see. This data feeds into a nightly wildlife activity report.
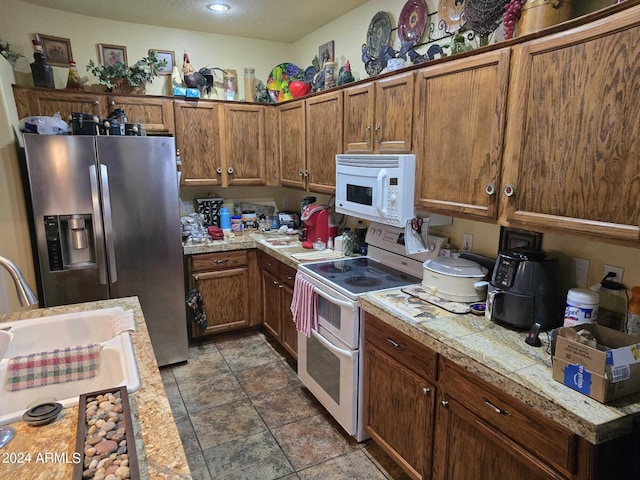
[172,86,187,96]
[552,324,640,402]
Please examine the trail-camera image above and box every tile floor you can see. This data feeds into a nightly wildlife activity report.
[160,329,412,480]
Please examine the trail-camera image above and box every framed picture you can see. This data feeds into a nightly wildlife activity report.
[319,40,335,66]
[98,43,127,66]
[149,49,174,75]
[38,34,72,67]
[499,227,543,252]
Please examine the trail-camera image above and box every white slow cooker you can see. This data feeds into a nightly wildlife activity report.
[422,257,489,302]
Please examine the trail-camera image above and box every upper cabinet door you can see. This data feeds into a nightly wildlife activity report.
[278,101,306,190]
[502,8,640,241]
[107,95,175,136]
[374,72,414,153]
[13,86,106,120]
[306,91,343,194]
[223,104,266,186]
[344,82,375,153]
[174,100,223,186]
[414,49,510,220]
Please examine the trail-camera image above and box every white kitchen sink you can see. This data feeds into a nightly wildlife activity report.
[0,307,140,425]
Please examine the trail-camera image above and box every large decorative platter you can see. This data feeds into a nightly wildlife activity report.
[366,11,392,59]
[398,0,428,46]
[266,63,303,103]
[438,0,466,33]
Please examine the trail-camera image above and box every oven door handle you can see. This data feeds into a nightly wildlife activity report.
[311,329,354,359]
[313,288,355,311]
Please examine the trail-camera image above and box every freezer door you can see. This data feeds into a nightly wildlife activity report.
[23,134,109,306]
[95,136,187,366]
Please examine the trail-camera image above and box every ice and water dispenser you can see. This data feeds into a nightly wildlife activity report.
[44,214,96,271]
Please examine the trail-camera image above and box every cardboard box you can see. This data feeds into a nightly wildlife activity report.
[552,324,640,402]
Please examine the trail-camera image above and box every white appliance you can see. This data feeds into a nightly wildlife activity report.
[335,154,416,226]
[296,223,447,441]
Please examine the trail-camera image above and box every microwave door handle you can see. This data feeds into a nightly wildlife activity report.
[311,329,354,359]
[375,169,387,216]
[313,287,355,310]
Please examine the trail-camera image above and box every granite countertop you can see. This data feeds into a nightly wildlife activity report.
[359,289,640,445]
[0,297,191,479]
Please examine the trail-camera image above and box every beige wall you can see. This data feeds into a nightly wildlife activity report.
[0,0,636,314]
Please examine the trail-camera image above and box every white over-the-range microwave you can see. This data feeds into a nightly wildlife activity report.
[335,153,415,226]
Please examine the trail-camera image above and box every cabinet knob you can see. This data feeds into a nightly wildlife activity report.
[503,184,516,197]
[227,167,234,174]
[110,100,115,106]
[485,182,496,196]
[374,123,381,144]
[278,284,283,288]
[273,280,279,285]
[441,400,449,408]
[299,169,304,177]
[304,170,309,177]
[94,100,100,105]
[216,166,223,174]
[422,387,431,395]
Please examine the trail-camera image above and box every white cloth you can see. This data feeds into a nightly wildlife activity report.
[111,310,136,336]
[290,274,317,337]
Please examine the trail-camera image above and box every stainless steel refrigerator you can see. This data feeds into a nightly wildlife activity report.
[22,133,187,366]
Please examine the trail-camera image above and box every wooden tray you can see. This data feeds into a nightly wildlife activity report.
[73,386,140,480]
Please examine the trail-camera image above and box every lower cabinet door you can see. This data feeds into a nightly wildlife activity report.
[280,282,297,358]
[364,343,435,480]
[433,396,564,480]
[262,269,281,338]
[192,267,250,336]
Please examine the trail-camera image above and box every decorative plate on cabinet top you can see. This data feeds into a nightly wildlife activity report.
[438,0,466,33]
[366,11,392,59]
[398,0,428,46]
[267,63,303,103]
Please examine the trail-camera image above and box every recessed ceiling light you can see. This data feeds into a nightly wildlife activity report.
[208,3,230,12]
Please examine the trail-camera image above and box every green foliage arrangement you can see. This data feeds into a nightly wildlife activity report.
[0,41,23,66]
[86,50,166,89]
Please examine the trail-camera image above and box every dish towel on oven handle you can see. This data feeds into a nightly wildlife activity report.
[290,273,317,336]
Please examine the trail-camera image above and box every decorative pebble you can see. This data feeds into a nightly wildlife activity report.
[94,440,118,455]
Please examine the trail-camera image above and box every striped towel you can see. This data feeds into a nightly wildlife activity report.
[6,343,101,392]
[290,274,317,337]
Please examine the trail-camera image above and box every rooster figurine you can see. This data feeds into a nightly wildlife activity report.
[182,51,217,95]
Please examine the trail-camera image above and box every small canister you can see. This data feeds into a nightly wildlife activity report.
[219,207,231,230]
[231,215,243,234]
[241,210,257,231]
[563,288,599,328]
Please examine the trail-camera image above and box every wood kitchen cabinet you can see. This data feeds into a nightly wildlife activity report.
[174,100,224,186]
[261,253,297,359]
[222,103,266,186]
[343,72,414,153]
[413,49,510,220]
[433,358,580,480]
[501,9,640,242]
[188,250,261,338]
[363,312,437,480]
[12,86,175,135]
[278,100,306,190]
[13,86,107,120]
[305,91,342,194]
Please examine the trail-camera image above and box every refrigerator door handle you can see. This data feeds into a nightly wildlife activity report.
[99,164,118,284]
[90,165,108,285]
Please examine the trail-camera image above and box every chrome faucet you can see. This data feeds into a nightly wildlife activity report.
[0,256,38,307]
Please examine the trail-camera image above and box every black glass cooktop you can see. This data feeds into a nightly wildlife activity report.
[301,257,420,295]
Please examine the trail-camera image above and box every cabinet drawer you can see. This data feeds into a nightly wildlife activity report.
[364,312,437,381]
[261,253,281,276]
[191,250,248,272]
[442,360,578,475]
[280,264,296,288]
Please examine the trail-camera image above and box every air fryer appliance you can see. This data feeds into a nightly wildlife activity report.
[486,248,566,330]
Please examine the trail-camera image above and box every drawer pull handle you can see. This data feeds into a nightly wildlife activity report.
[483,397,509,415]
[422,387,431,395]
[386,338,404,349]
[214,259,229,264]
[286,275,293,280]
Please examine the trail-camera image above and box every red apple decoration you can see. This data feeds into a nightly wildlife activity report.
[289,80,311,98]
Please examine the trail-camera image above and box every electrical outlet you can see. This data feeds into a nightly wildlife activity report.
[603,265,624,284]
[463,233,473,252]
[572,257,590,287]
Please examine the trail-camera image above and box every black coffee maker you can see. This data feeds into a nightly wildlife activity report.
[486,248,566,330]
